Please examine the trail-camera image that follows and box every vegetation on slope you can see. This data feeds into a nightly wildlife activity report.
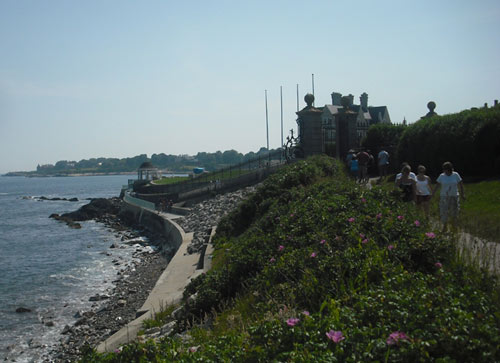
[82,155,500,362]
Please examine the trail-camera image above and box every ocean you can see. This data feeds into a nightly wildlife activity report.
[0,175,144,362]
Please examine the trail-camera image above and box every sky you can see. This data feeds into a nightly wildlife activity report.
[1,0,499,173]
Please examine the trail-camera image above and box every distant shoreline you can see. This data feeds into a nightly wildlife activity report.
[2,171,187,178]
[1,172,137,178]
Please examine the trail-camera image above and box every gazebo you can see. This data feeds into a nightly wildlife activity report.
[137,161,161,181]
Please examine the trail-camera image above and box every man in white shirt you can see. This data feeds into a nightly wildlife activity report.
[433,161,465,231]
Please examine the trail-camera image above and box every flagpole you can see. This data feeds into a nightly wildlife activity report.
[296,84,299,112]
[280,86,283,148]
[312,73,315,106]
[265,90,269,151]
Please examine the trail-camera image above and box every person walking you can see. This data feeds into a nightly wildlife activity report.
[433,161,465,231]
[377,149,389,182]
[357,150,370,183]
[415,165,432,218]
[396,165,416,202]
[349,155,359,180]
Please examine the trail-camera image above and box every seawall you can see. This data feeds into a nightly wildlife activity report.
[96,193,211,353]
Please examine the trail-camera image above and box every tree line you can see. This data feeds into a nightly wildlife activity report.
[29,147,277,175]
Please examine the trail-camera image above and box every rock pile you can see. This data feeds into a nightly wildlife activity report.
[175,185,257,254]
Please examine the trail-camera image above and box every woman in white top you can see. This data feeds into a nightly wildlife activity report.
[415,165,432,217]
[432,161,466,231]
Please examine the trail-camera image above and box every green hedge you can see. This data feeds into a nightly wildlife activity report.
[396,107,500,178]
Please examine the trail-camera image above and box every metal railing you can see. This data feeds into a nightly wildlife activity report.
[173,149,285,193]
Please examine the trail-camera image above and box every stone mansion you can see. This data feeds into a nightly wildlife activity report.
[296,91,391,159]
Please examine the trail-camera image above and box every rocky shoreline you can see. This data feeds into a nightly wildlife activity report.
[42,185,257,362]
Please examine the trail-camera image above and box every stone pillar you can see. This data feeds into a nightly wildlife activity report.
[296,94,323,157]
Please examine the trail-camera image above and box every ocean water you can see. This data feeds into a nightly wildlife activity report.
[0,175,145,362]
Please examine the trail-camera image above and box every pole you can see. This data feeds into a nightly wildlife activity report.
[265,90,269,151]
[296,84,299,112]
[312,73,315,106]
[280,86,283,148]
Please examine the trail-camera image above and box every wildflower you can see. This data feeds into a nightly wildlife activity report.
[335,235,341,241]
[388,245,395,251]
[397,215,404,220]
[269,257,276,263]
[310,252,317,258]
[376,213,382,220]
[361,198,367,203]
[425,232,436,239]
[326,330,345,343]
[278,245,285,252]
[414,220,420,227]
[302,310,310,316]
[362,238,368,244]
[189,346,199,353]
[114,347,122,353]
[320,239,326,245]
[386,331,409,345]
[348,217,355,223]
[290,213,295,218]
[287,318,300,327]
[435,262,443,268]
[359,233,365,239]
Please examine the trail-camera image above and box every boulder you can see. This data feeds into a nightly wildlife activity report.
[16,307,32,313]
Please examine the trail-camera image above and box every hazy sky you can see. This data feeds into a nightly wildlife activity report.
[1,0,499,173]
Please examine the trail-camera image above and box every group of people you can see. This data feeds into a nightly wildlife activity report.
[346,148,390,184]
[395,161,465,231]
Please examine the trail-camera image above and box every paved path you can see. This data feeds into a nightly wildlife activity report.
[96,215,215,353]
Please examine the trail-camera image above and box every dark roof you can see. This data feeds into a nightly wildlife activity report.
[138,161,155,169]
[368,106,388,123]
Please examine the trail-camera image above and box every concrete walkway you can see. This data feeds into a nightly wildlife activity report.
[96,213,214,353]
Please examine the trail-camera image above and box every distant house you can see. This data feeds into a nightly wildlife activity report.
[324,92,391,144]
[297,91,392,159]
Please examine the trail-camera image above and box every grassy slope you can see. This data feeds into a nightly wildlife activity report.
[83,156,500,362]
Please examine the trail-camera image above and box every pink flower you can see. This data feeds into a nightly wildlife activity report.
[362,238,369,244]
[397,215,404,220]
[278,245,285,252]
[386,331,409,345]
[359,233,365,239]
[320,239,326,245]
[310,252,317,258]
[361,198,367,203]
[376,213,382,220]
[335,235,341,241]
[425,232,436,239]
[302,310,310,316]
[269,257,276,263]
[287,318,300,327]
[435,262,443,268]
[414,220,420,227]
[290,213,294,218]
[348,217,355,223]
[388,245,395,251]
[326,330,345,343]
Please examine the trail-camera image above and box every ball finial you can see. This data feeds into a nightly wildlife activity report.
[304,93,315,107]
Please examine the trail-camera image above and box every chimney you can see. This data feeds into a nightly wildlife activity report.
[347,94,354,107]
[331,92,342,106]
[360,92,368,110]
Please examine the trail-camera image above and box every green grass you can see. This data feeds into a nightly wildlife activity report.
[458,180,500,242]
[377,176,500,243]
[151,176,189,185]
